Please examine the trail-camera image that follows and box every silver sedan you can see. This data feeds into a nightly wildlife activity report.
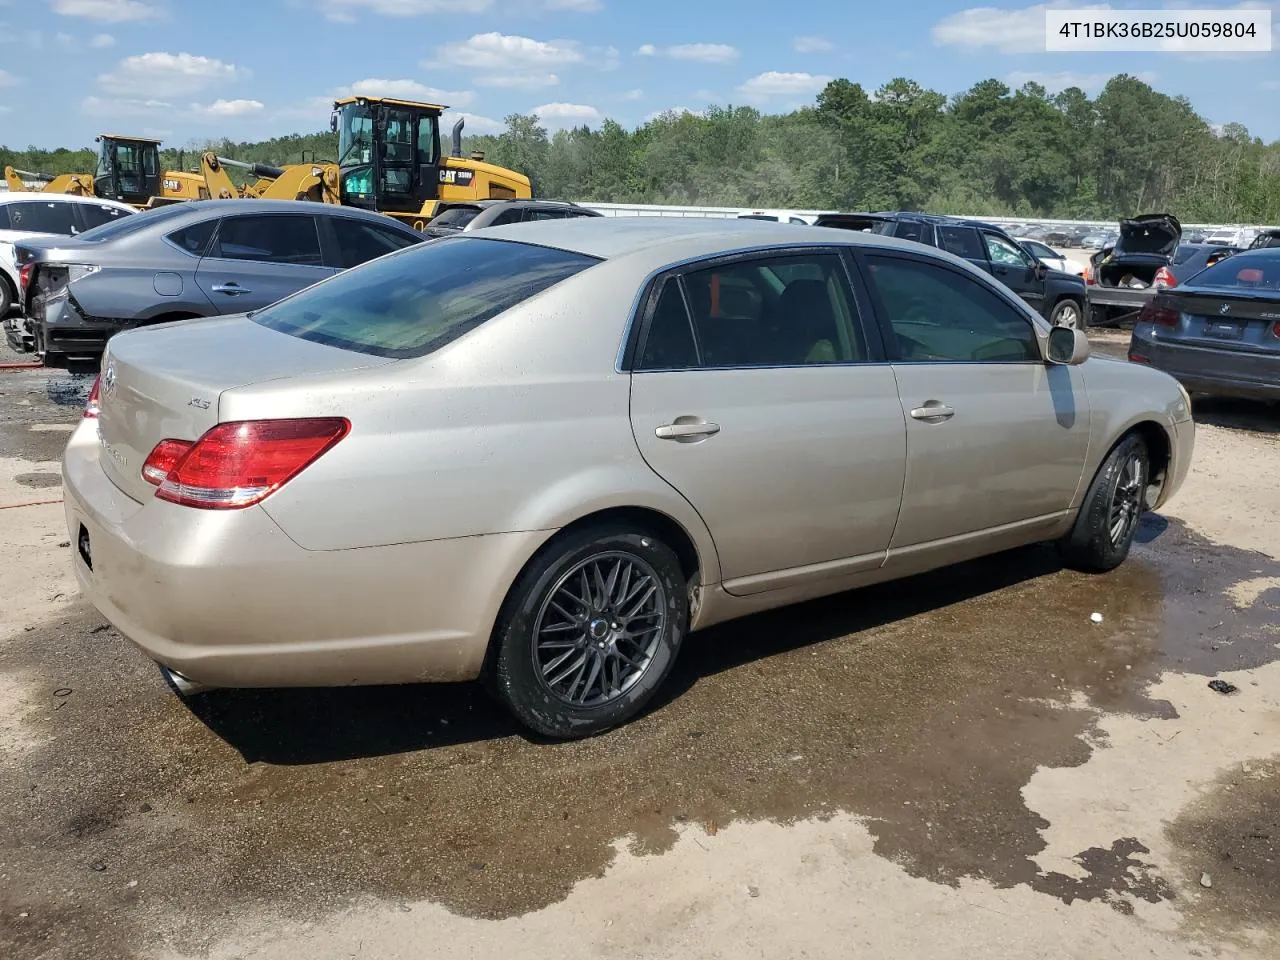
[62,218,1195,738]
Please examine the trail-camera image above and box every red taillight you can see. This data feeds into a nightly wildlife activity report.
[141,439,194,485]
[152,418,350,510]
[84,376,101,419]
[18,262,33,295]
[1084,264,1096,285]
[1153,266,1176,288]
[1272,321,1280,339]
[1138,300,1179,328]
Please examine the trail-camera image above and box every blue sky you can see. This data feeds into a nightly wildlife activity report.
[1,0,1278,149]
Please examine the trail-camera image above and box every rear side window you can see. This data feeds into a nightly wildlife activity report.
[488,208,523,226]
[7,201,78,235]
[167,220,218,256]
[212,215,322,266]
[77,203,132,230]
[430,206,482,229]
[1190,254,1280,290]
[890,221,934,246]
[251,237,598,359]
[938,226,985,260]
[330,218,421,268]
[526,209,569,221]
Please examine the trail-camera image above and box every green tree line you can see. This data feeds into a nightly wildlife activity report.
[5,74,1277,223]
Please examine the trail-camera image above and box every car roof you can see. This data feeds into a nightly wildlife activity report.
[472,215,930,262]
[124,198,420,230]
[0,191,135,212]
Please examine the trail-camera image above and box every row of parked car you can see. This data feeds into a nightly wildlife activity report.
[0,191,599,364]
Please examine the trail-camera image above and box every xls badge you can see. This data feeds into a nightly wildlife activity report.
[439,168,475,187]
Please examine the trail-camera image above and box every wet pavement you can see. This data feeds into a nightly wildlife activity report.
[1,349,1278,960]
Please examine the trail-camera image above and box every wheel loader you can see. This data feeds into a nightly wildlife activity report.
[3,134,208,208]
[331,96,531,229]
[199,153,340,204]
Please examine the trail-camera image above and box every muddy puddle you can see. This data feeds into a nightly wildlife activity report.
[3,512,1278,959]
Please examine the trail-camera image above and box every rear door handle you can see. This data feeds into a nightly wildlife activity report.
[909,402,955,422]
[210,282,250,295]
[655,418,720,441]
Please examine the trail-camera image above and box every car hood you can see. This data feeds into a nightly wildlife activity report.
[1116,213,1181,257]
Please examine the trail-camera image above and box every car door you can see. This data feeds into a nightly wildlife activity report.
[195,213,335,313]
[859,250,1089,553]
[981,230,1044,312]
[628,249,906,594]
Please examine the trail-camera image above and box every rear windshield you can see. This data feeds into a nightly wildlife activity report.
[75,202,192,242]
[251,237,599,359]
[430,206,482,229]
[1189,253,1280,290]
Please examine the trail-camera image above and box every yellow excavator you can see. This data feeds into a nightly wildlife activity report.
[4,134,207,207]
[200,153,341,204]
[330,96,531,229]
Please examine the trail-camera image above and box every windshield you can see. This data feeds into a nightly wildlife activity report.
[251,237,600,359]
[1188,252,1280,290]
[338,103,375,196]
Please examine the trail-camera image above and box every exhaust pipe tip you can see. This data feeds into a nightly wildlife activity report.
[160,665,215,697]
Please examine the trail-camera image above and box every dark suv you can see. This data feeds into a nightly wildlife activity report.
[815,212,1089,329]
[423,199,601,239]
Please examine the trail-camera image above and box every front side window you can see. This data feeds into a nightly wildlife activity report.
[866,255,1039,363]
[7,201,78,235]
[212,215,322,266]
[331,218,421,268]
[252,237,598,359]
[638,253,866,370]
[984,233,1030,267]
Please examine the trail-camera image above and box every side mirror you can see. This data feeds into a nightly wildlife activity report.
[1047,325,1090,365]
[1033,259,1048,280]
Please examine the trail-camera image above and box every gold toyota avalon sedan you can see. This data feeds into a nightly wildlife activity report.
[62,217,1195,738]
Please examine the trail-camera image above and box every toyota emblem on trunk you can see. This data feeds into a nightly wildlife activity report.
[102,363,117,397]
[1219,303,1231,315]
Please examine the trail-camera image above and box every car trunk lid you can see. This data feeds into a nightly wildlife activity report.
[95,315,396,503]
[1162,288,1280,354]
[1116,213,1181,257]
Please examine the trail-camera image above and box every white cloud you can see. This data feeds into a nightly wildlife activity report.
[932,3,1110,54]
[533,101,602,126]
[51,0,162,22]
[792,35,833,53]
[477,72,559,88]
[0,68,19,87]
[1005,69,1158,92]
[340,77,475,106]
[99,51,247,96]
[543,0,601,9]
[191,98,265,118]
[81,94,174,117]
[442,110,504,136]
[428,32,600,88]
[737,71,832,100]
[644,106,702,122]
[633,42,738,63]
[90,32,116,47]
[320,0,487,22]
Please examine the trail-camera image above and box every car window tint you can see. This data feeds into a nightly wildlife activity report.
[938,226,985,260]
[891,221,933,245]
[525,209,569,221]
[167,219,219,257]
[489,209,523,226]
[638,280,698,370]
[867,255,1039,363]
[331,218,420,268]
[77,204,132,230]
[1191,254,1280,290]
[430,206,481,228]
[681,254,865,368]
[213,215,322,266]
[983,233,1029,267]
[251,237,598,359]
[7,201,78,235]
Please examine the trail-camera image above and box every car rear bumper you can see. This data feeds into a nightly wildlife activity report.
[40,297,131,357]
[1130,327,1280,401]
[62,419,548,689]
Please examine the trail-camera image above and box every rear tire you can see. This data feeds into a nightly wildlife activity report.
[0,275,14,317]
[1049,297,1086,330]
[1058,433,1149,573]
[491,524,689,739]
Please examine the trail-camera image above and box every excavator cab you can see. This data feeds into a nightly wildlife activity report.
[333,97,442,216]
[94,135,163,206]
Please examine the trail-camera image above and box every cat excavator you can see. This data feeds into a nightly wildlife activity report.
[4,134,207,207]
[331,96,531,229]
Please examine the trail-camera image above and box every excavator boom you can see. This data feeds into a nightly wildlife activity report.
[4,165,95,196]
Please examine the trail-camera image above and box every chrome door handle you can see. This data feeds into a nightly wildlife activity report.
[210,283,250,295]
[909,402,955,422]
[655,418,720,441]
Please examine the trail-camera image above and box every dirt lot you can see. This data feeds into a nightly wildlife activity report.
[1,335,1277,960]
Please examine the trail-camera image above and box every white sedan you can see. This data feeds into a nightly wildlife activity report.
[1016,237,1088,277]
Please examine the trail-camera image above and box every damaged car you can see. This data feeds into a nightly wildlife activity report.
[1086,213,1182,327]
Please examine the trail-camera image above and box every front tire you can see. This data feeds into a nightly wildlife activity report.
[1050,297,1085,330]
[1058,433,1149,573]
[491,525,689,739]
